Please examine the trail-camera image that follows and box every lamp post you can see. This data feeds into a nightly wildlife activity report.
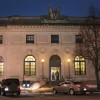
[41,59,44,78]
[67,59,71,79]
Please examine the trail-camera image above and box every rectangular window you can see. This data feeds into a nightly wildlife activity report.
[75,62,86,75]
[74,56,86,75]
[0,35,3,44]
[25,62,35,76]
[0,62,4,75]
[51,35,59,43]
[75,35,83,43]
[26,35,34,44]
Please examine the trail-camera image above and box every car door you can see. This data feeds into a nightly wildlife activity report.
[56,82,66,93]
[58,82,71,93]
[62,82,71,93]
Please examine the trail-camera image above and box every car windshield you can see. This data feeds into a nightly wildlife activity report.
[72,81,84,85]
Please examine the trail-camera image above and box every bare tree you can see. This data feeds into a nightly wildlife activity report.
[75,6,100,89]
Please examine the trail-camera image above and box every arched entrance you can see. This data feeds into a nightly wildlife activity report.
[49,55,61,81]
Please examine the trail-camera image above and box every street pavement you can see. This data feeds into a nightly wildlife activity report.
[20,86,100,96]
[1,87,100,100]
[21,87,53,96]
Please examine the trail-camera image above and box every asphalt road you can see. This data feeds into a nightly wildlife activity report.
[0,93,100,100]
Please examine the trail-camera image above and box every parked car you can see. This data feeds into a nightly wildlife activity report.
[0,82,1,87]
[52,80,88,95]
[22,80,31,88]
[0,78,21,96]
[87,84,100,93]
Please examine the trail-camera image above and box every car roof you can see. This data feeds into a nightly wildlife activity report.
[2,78,19,80]
[2,78,19,83]
[61,80,85,84]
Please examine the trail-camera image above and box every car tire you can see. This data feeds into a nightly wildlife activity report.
[69,89,75,95]
[1,91,6,96]
[90,92,93,94]
[53,89,57,94]
[16,92,20,96]
[81,92,86,95]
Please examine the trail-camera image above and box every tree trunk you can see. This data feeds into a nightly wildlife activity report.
[95,67,100,90]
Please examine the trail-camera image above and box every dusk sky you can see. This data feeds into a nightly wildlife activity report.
[0,0,100,17]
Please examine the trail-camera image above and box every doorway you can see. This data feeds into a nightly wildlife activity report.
[49,55,61,81]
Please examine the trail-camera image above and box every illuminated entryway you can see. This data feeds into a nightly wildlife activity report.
[49,55,61,81]
[24,55,36,76]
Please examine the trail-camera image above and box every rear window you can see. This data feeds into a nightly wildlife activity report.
[72,81,84,85]
[2,79,20,85]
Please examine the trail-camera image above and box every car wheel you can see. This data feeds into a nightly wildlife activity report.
[10,93,14,96]
[0,91,1,95]
[81,92,86,95]
[69,89,75,95]
[16,92,20,96]
[1,91,6,96]
[53,89,57,94]
[90,92,93,94]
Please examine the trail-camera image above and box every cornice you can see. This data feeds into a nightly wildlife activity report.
[5,25,80,28]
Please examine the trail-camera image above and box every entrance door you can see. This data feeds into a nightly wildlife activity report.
[49,55,61,81]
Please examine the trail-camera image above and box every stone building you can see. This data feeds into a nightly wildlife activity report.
[0,9,99,82]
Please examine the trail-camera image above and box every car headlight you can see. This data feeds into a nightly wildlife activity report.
[23,84,25,87]
[5,87,9,91]
[27,84,30,87]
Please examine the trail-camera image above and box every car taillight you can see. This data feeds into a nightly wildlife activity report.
[76,84,81,88]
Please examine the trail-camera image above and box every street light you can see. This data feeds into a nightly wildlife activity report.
[67,59,71,79]
[41,59,44,78]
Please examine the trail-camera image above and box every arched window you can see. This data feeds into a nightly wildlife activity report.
[24,55,36,76]
[0,56,4,76]
[74,56,86,75]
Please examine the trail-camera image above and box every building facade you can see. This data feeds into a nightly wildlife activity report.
[0,12,99,82]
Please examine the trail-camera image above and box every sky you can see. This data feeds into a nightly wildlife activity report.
[0,0,100,17]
